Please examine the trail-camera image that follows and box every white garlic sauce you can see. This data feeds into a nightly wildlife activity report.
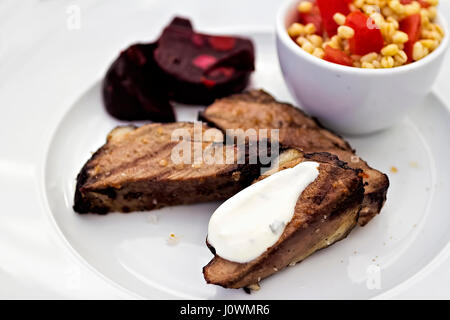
[207,161,320,263]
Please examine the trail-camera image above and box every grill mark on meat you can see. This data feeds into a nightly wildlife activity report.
[203,151,364,289]
[74,122,266,214]
[83,141,177,188]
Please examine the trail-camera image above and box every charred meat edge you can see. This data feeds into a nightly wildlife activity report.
[199,89,389,226]
[203,151,364,289]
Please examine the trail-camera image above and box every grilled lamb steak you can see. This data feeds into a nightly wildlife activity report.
[203,150,365,289]
[199,90,389,225]
[73,122,263,214]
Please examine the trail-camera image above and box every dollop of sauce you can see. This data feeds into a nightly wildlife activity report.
[207,161,320,263]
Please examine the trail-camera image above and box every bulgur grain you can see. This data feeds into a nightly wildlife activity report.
[381,44,399,56]
[298,1,313,13]
[338,26,355,39]
[333,13,347,26]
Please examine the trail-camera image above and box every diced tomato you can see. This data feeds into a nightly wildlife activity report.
[400,0,430,8]
[345,11,384,55]
[298,1,323,35]
[419,0,431,8]
[400,13,422,61]
[323,45,353,66]
[316,0,351,36]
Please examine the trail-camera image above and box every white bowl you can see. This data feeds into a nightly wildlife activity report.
[276,0,449,135]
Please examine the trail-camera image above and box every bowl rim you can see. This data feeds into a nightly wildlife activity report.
[276,0,449,76]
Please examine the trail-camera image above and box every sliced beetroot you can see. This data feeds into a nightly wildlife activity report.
[102,43,175,122]
[154,18,255,105]
[102,17,255,122]
[167,16,193,30]
[208,36,237,51]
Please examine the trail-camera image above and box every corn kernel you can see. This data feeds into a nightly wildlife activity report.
[333,13,347,26]
[392,31,409,43]
[337,26,355,39]
[381,44,400,56]
[298,1,313,13]
[427,0,439,6]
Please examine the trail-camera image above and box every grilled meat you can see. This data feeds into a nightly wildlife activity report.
[200,89,389,225]
[74,122,263,214]
[203,150,364,289]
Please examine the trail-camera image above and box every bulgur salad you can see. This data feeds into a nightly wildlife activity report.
[287,0,445,68]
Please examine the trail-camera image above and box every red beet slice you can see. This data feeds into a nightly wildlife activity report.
[102,17,255,122]
[154,18,255,105]
[167,16,193,30]
[102,43,175,122]
[208,36,236,51]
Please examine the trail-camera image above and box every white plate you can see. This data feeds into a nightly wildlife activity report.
[43,31,450,299]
